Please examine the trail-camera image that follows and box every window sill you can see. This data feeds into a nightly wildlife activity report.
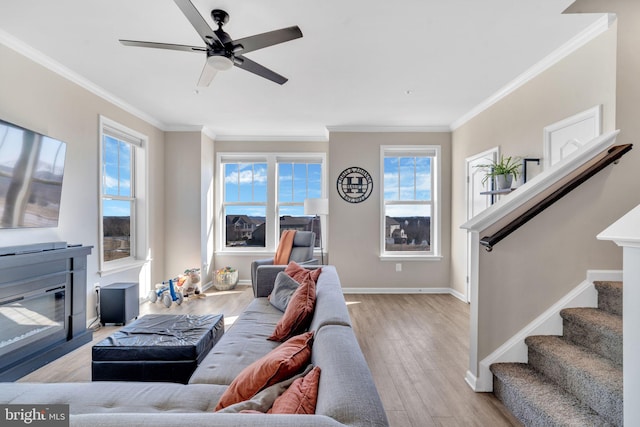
[379,255,442,262]
[99,259,148,277]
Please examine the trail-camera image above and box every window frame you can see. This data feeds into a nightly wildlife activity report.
[216,152,326,254]
[98,116,149,275]
[380,145,441,260]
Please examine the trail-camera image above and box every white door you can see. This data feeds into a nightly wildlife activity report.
[465,148,498,302]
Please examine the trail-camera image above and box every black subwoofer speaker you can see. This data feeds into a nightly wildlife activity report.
[100,282,139,325]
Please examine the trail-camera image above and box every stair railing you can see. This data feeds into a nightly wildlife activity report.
[461,130,631,251]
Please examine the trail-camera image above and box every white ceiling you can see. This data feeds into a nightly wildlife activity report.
[0,1,603,139]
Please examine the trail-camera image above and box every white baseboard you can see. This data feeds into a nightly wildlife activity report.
[342,287,466,301]
[465,370,479,391]
[473,270,622,392]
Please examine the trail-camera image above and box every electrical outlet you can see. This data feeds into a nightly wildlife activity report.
[395,263,402,272]
[94,283,101,291]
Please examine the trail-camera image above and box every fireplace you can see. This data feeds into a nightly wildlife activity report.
[0,243,92,380]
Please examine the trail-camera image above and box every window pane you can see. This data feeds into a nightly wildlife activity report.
[224,164,239,202]
[225,206,266,247]
[103,199,131,261]
[307,164,322,199]
[253,163,267,202]
[384,157,399,201]
[384,204,431,252]
[103,136,119,196]
[399,157,415,200]
[118,141,132,197]
[292,164,308,202]
[278,163,293,202]
[416,157,431,200]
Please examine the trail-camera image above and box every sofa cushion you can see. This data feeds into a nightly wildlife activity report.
[215,331,314,410]
[268,275,316,342]
[0,382,225,413]
[269,272,300,312]
[189,299,282,385]
[269,366,321,415]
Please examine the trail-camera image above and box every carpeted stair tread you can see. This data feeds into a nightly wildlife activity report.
[491,363,612,427]
[525,335,622,425]
[594,281,622,316]
[560,307,622,366]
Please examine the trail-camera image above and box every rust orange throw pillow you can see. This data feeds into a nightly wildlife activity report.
[285,261,322,284]
[215,331,314,411]
[269,366,321,414]
[268,275,316,342]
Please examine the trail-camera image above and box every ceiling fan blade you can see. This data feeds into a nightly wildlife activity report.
[119,40,206,52]
[234,56,288,85]
[234,26,303,54]
[173,0,222,46]
[197,62,218,87]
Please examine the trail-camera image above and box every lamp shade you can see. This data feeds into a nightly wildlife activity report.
[304,198,328,216]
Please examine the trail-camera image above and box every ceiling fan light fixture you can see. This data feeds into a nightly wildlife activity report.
[208,55,233,71]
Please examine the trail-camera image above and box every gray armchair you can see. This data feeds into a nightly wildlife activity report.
[250,231,318,297]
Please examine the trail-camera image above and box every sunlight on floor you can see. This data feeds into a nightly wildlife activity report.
[224,316,238,327]
[345,301,361,306]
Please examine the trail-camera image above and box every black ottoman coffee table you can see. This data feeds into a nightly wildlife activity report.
[92,314,224,384]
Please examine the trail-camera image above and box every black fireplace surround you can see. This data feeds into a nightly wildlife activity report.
[0,243,92,381]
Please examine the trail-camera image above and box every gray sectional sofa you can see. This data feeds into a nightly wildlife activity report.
[0,265,389,427]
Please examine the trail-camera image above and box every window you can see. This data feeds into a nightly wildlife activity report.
[218,154,325,252]
[99,116,148,272]
[381,146,440,258]
[277,160,323,247]
[223,161,268,248]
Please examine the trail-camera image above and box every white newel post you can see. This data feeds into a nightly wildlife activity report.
[597,204,640,427]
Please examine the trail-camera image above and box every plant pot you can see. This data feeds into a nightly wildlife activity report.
[496,174,513,190]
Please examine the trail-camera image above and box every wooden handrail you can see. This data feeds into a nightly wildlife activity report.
[480,144,633,251]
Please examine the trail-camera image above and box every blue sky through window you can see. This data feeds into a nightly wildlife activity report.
[103,135,132,217]
[384,156,431,201]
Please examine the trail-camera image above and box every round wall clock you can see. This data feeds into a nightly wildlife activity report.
[336,166,373,203]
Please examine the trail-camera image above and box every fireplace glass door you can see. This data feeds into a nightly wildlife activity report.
[0,284,67,360]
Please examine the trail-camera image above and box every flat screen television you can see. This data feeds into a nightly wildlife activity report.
[0,119,67,229]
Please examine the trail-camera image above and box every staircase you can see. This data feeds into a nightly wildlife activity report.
[491,281,623,427]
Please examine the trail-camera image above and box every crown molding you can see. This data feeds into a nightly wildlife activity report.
[214,131,330,142]
[327,125,451,133]
[450,13,614,131]
[0,29,167,131]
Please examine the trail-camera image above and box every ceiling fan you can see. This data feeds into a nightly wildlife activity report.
[119,0,303,87]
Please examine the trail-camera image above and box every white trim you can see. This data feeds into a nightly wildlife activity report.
[451,14,614,131]
[379,255,443,261]
[0,29,165,131]
[465,371,479,391]
[328,125,451,133]
[98,116,149,276]
[470,270,622,392]
[214,132,330,142]
[380,145,441,258]
[598,204,640,249]
[461,130,619,232]
[543,105,602,169]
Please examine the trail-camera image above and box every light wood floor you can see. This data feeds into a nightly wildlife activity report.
[19,286,521,427]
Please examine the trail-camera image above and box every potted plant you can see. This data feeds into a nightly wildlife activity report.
[476,155,522,190]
